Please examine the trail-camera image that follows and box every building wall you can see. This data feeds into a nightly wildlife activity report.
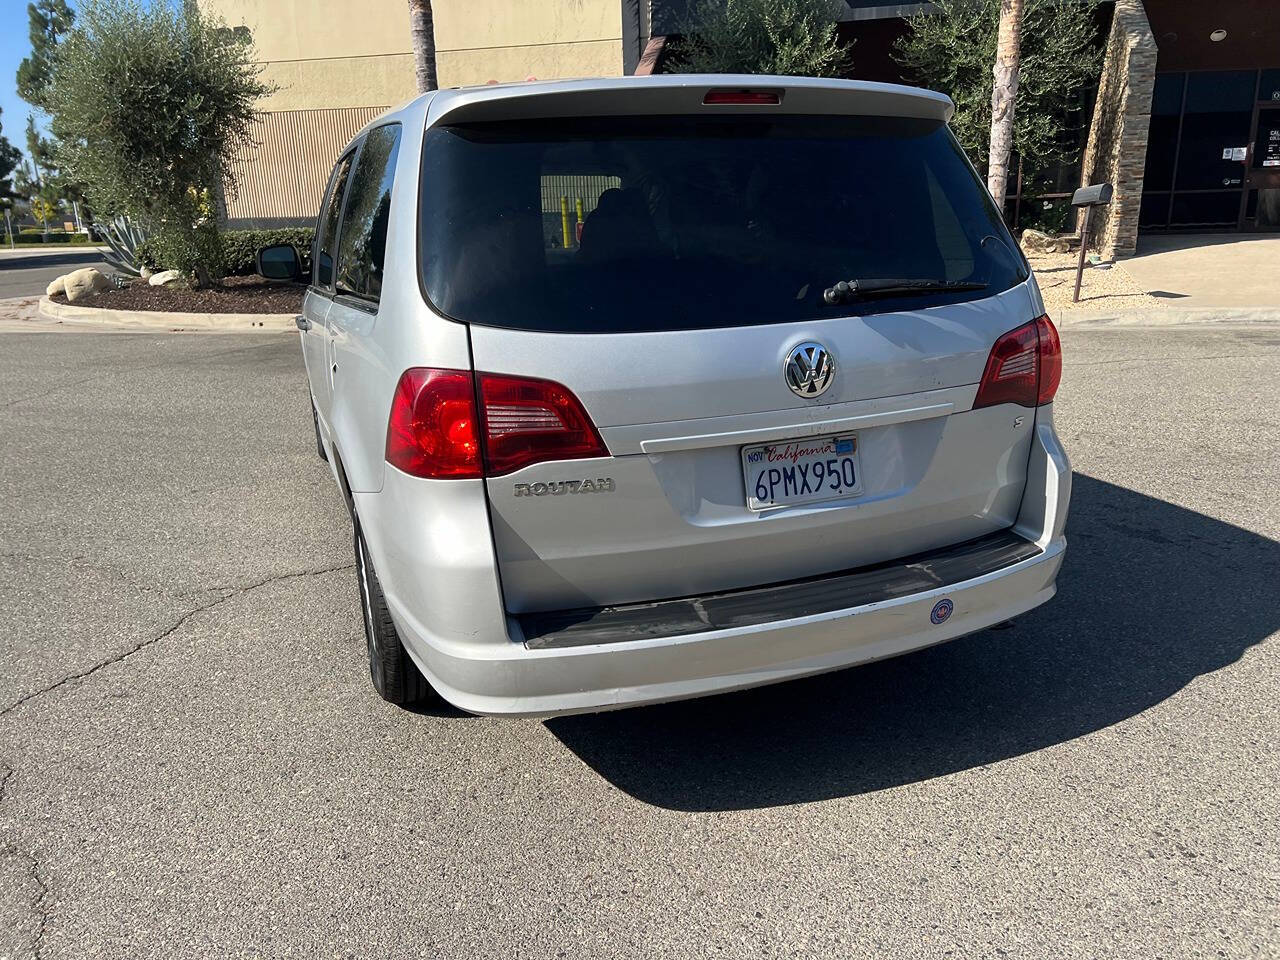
[199,0,627,224]
[435,0,624,87]
[205,0,626,108]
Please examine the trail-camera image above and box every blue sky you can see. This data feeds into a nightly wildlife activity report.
[0,1,52,166]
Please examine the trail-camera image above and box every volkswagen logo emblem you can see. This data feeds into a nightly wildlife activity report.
[784,342,835,398]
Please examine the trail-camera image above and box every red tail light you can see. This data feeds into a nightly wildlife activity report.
[703,89,781,105]
[385,368,607,479]
[386,368,482,478]
[972,314,1062,409]
[478,372,608,476]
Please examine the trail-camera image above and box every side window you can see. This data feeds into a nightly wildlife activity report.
[315,149,356,288]
[334,123,403,304]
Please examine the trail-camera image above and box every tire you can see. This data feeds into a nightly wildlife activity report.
[311,396,328,462]
[355,524,432,706]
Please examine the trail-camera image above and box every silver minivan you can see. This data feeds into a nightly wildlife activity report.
[259,75,1071,717]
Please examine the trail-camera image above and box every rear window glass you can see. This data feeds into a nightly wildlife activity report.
[420,115,1025,333]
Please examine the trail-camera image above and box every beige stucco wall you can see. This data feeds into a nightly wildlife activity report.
[435,0,623,87]
[200,0,624,111]
[198,0,626,223]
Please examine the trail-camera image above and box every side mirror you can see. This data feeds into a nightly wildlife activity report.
[256,244,302,281]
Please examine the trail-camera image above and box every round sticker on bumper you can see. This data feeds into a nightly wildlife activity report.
[930,598,954,625]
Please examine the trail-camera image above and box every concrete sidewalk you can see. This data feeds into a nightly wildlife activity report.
[1119,234,1280,309]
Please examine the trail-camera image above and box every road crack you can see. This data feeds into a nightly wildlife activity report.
[0,839,50,960]
[0,563,354,718]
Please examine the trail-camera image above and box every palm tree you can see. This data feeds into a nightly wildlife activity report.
[986,0,1023,213]
[408,0,438,94]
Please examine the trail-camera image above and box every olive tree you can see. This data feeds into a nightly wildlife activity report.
[670,0,851,78]
[896,0,1101,184]
[46,0,271,284]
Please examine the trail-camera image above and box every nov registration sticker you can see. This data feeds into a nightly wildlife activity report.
[741,434,862,511]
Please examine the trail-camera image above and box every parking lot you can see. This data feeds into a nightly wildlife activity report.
[1,323,1277,958]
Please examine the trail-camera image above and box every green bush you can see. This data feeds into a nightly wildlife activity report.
[220,227,314,276]
[670,0,850,77]
[14,230,94,244]
[136,226,314,278]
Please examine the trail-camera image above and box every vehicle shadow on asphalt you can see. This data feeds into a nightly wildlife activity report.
[546,474,1280,811]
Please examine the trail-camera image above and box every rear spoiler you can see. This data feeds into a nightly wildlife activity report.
[426,74,954,128]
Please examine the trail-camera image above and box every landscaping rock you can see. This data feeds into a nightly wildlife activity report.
[63,268,112,303]
[46,275,67,297]
[139,266,153,280]
[149,270,181,287]
[1021,228,1073,254]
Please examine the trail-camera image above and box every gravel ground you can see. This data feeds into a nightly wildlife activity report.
[0,325,1277,959]
[1026,250,1167,315]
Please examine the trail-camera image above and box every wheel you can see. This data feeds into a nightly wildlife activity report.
[355,524,432,706]
[311,396,328,462]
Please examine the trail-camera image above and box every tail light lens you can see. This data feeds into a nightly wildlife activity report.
[973,314,1062,409]
[478,373,608,476]
[386,368,482,478]
[385,368,607,479]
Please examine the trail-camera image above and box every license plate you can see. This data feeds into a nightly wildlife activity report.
[741,435,862,511]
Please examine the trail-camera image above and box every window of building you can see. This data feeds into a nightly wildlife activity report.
[335,123,403,304]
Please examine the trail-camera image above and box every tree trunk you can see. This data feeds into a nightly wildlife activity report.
[408,0,438,94]
[987,0,1023,215]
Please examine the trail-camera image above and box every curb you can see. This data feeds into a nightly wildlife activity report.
[1056,306,1280,327]
[39,296,296,332]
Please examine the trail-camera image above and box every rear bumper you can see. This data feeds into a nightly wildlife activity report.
[369,406,1071,717]
[389,536,1062,716]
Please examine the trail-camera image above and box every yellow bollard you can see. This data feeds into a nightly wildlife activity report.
[575,197,584,247]
[561,196,572,249]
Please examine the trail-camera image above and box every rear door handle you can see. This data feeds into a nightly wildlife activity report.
[295,315,311,331]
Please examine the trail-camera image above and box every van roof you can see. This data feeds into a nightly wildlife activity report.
[383,74,953,131]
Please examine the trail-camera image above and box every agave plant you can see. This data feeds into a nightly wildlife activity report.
[98,216,149,277]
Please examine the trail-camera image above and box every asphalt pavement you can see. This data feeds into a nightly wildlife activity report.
[0,248,113,299]
[0,324,1277,958]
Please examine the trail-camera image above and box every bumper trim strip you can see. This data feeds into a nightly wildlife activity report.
[521,529,1042,649]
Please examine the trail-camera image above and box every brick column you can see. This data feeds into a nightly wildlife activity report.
[1078,0,1157,259]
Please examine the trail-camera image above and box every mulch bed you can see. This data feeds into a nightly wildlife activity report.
[52,275,304,314]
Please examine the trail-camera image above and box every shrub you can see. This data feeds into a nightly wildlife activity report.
[15,230,93,244]
[220,227,314,276]
[137,227,314,277]
[669,0,850,77]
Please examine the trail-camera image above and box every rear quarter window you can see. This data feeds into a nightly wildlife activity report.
[335,123,403,305]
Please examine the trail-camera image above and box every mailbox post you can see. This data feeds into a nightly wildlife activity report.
[1071,182,1113,303]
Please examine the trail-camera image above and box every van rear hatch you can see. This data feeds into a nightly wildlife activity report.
[419,79,1039,614]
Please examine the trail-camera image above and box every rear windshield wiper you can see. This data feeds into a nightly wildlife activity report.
[822,278,988,305]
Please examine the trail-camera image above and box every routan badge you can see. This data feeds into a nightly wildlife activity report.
[930,598,954,625]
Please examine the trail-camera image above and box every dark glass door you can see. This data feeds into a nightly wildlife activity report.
[1247,105,1280,229]
[1139,70,1280,231]
[1169,71,1254,228]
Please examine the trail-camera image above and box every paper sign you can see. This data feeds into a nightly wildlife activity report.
[1222,148,1233,159]
[1232,147,1248,161]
